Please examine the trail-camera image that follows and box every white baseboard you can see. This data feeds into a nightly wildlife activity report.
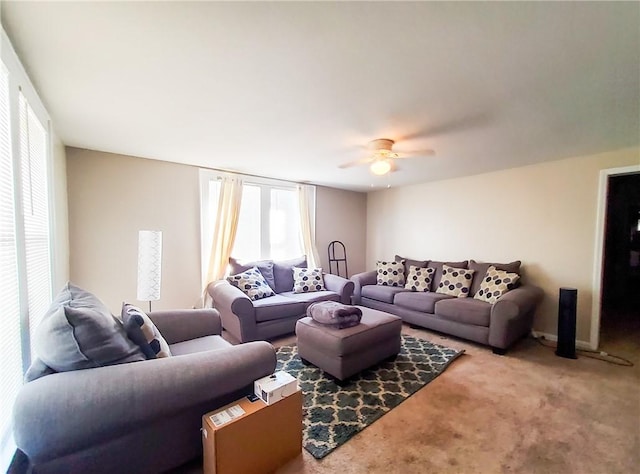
[531,331,595,351]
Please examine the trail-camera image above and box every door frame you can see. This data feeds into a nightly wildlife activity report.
[591,165,640,349]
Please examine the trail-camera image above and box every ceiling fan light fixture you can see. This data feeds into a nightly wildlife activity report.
[370,159,392,176]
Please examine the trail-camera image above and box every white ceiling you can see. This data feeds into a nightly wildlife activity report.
[2,1,639,192]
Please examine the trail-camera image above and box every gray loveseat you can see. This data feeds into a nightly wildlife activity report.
[351,257,543,354]
[209,257,354,343]
[13,308,276,474]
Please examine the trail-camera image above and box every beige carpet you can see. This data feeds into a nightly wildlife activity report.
[275,324,638,474]
[180,324,639,474]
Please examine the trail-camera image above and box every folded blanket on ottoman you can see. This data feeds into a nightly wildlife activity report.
[307,301,363,329]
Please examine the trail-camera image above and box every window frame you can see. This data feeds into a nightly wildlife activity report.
[199,169,316,285]
[2,28,55,373]
[1,28,56,471]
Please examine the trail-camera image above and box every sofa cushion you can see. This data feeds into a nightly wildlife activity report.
[395,255,429,278]
[227,267,276,301]
[253,294,307,322]
[273,255,307,293]
[428,260,468,289]
[469,260,521,296]
[293,267,325,293]
[435,298,492,327]
[376,260,406,287]
[436,265,475,298]
[404,265,436,292]
[474,266,521,304]
[229,257,276,290]
[33,283,146,373]
[362,284,409,303]
[394,291,455,313]
[169,334,231,356]
[280,290,340,304]
[122,303,172,359]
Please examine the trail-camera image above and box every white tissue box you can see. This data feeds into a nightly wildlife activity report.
[254,371,298,405]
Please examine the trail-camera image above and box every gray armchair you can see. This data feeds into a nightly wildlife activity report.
[13,309,276,474]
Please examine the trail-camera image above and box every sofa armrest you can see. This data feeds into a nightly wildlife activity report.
[209,281,258,342]
[208,281,255,319]
[13,341,276,462]
[489,285,544,349]
[323,273,355,304]
[149,308,221,344]
[350,270,377,304]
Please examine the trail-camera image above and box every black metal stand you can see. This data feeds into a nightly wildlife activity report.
[327,241,348,277]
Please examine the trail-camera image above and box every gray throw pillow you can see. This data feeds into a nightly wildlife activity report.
[24,358,57,383]
[33,282,146,372]
[227,266,276,301]
[395,255,429,278]
[229,257,276,290]
[468,260,521,296]
[273,255,307,293]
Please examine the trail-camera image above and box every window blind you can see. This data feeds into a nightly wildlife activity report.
[0,63,23,462]
[18,92,52,357]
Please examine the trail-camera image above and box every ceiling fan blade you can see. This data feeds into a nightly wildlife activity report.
[395,149,436,158]
[398,113,492,141]
[338,156,374,169]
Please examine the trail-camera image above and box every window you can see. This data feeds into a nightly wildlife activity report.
[0,61,23,470]
[270,187,302,261]
[0,54,53,469]
[200,171,312,282]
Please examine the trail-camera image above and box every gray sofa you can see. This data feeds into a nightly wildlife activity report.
[13,308,276,474]
[209,264,355,343]
[351,258,543,354]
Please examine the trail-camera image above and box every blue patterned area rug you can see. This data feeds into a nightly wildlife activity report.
[275,335,464,459]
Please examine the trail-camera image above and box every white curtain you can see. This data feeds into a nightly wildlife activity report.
[205,176,244,288]
[297,184,320,269]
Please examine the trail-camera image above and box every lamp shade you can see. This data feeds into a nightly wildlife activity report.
[370,159,392,176]
[137,230,162,302]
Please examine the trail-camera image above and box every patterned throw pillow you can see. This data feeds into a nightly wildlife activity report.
[436,265,475,298]
[122,303,172,359]
[227,266,276,301]
[376,260,406,287]
[474,266,520,304]
[293,267,325,293]
[404,265,436,292]
[229,257,276,290]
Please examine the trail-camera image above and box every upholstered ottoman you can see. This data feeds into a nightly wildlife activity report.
[295,306,402,381]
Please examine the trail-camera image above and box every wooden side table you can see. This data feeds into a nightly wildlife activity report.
[202,390,302,474]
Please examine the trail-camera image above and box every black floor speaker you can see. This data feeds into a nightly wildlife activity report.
[556,287,578,359]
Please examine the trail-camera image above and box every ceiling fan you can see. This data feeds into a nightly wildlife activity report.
[338,138,435,176]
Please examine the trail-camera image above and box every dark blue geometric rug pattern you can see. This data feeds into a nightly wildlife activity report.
[275,335,464,459]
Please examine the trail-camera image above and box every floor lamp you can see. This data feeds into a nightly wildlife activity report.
[137,230,162,312]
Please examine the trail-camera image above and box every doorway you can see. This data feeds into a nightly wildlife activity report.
[599,172,640,353]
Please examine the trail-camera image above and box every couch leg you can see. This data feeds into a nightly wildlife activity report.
[492,347,507,355]
[300,357,312,366]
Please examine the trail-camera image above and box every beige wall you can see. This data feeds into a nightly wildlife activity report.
[67,148,368,313]
[67,148,202,313]
[366,147,640,344]
[316,186,367,278]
